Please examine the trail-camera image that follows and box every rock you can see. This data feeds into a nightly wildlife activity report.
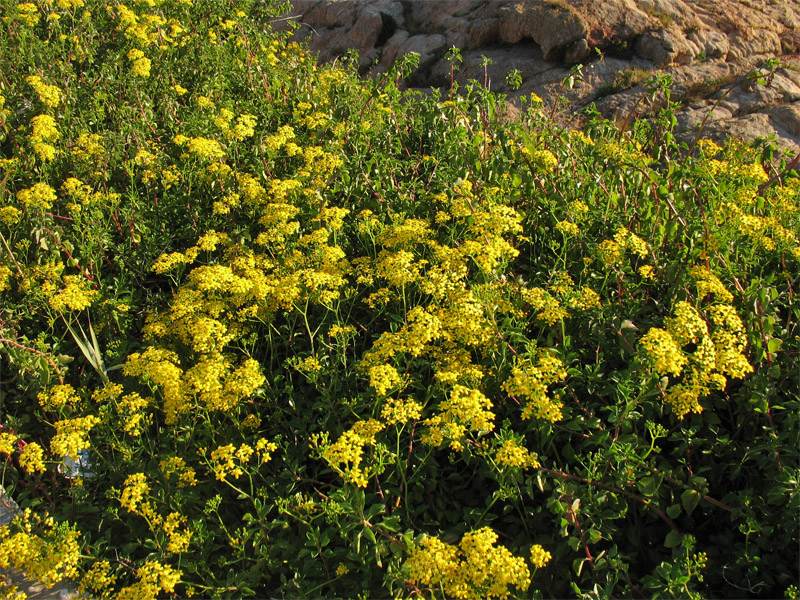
[303,0,358,28]
[498,1,589,61]
[565,38,591,64]
[379,29,410,68]
[634,0,699,28]
[713,112,799,153]
[636,27,693,66]
[348,9,383,49]
[287,0,800,152]
[769,104,800,138]
[687,29,729,60]
[307,26,355,60]
[727,30,782,62]
[578,0,653,48]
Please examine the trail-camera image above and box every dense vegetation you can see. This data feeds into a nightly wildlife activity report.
[0,0,798,598]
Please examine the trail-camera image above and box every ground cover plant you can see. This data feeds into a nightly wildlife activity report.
[0,0,798,598]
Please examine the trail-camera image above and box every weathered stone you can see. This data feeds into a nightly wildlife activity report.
[727,30,782,61]
[635,27,693,66]
[769,104,800,138]
[634,0,699,28]
[565,38,591,64]
[687,29,730,60]
[287,0,800,151]
[303,0,358,28]
[348,8,382,49]
[498,1,589,61]
[578,0,653,48]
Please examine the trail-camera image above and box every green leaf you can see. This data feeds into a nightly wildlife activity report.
[638,476,658,496]
[767,338,782,353]
[664,530,683,548]
[666,503,681,519]
[681,489,700,516]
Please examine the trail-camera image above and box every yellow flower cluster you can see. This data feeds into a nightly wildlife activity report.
[495,439,539,469]
[641,281,753,417]
[19,442,47,474]
[555,220,580,236]
[17,182,57,211]
[422,385,495,451]
[117,560,181,600]
[529,544,552,568]
[530,149,558,173]
[314,419,385,487]
[215,108,258,141]
[72,133,105,165]
[0,265,12,291]
[49,274,98,312]
[119,473,157,520]
[720,201,799,254]
[701,158,768,184]
[124,347,185,424]
[25,75,62,108]
[187,136,225,160]
[208,439,276,480]
[79,559,117,598]
[599,227,648,267]
[118,392,152,436]
[368,363,404,397]
[0,432,16,456]
[264,125,296,154]
[38,384,81,412]
[30,114,61,161]
[127,48,151,78]
[11,3,40,27]
[502,350,567,422]
[0,433,46,474]
[689,266,733,303]
[640,328,685,377]
[50,415,100,459]
[405,528,531,600]
[0,510,80,587]
[160,456,198,487]
[162,512,192,553]
[112,4,169,48]
[521,287,569,325]
[381,396,423,425]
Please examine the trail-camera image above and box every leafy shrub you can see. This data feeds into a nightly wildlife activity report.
[0,1,798,598]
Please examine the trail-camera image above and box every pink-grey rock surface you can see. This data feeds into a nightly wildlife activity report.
[280,0,800,153]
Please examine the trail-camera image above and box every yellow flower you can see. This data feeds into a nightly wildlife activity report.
[0,432,17,455]
[25,75,61,107]
[640,328,686,377]
[369,363,403,397]
[381,397,423,425]
[17,183,57,211]
[496,439,539,469]
[19,442,47,474]
[30,115,60,142]
[405,528,531,599]
[38,384,81,411]
[555,221,580,236]
[0,510,80,586]
[196,95,214,109]
[187,137,225,160]
[529,544,552,568]
[0,206,21,225]
[79,559,117,597]
[50,415,100,460]
[49,275,98,312]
